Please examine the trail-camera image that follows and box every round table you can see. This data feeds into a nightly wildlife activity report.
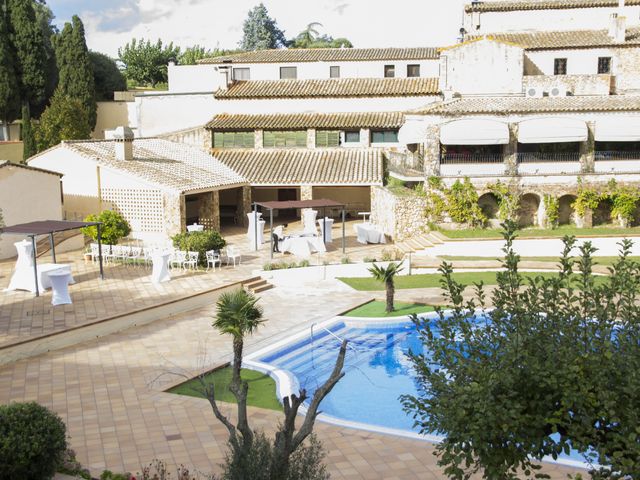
[48,270,73,306]
[150,252,172,283]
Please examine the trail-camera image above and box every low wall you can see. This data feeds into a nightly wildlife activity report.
[0,141,23,163]
[523,74,611,96]
[370,186,428,241]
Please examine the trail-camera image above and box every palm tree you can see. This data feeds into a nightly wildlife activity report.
[295,22,323,48]
[368,262,404,313]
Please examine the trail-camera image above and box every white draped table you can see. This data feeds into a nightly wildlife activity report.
[6,240,74,293]
[150,251,172,283]
[48,270,73,306]
[354,223,386,244]
[247,212,265,249]
[317,218,334,243]
[281,235,326,257]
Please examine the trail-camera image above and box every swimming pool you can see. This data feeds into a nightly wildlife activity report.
[247,314,590,469]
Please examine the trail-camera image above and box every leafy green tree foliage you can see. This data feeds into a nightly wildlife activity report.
[35,89,91,151]
[118,38,180,87]
[240,3,287,50]
[289,22,353,49]
[402,223,640,479]
[21,103,36,159]
[54,15,97,129]
[89,51,126,101]
[368,262,404,312]
[31,0,57,117]
[81,210,131,245]
[178,45,214,65]
[0,401,68,479]
[0,5,20,140]
[172,230,226,267]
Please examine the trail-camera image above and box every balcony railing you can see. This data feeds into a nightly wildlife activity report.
[517,152,581,163]
[441,153,504,164]
[595,151,640,161]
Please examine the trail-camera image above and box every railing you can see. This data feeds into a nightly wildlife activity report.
[310,323,357,351]
[385,151,424,176]
[517,152,581,163]
[595,151,640,161]
[441,153,504,164]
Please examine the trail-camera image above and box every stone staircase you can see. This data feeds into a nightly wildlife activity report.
[242,276,274,294]
[396,232,445,254]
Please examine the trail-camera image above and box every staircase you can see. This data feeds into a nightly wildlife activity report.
[242,276,274,294]
[395,231,446,254]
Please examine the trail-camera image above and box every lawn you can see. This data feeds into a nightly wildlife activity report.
[168,367,281,411]
[439,256,640,266]
[438,225,640,240]
[344,300,434,317]
[339,271,570,291]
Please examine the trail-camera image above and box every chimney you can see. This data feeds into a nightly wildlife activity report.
[215,65,232,90]
[609,12,627,43]
[113,126,134,161]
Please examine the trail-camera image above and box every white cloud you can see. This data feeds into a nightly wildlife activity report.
[76,0,467,57]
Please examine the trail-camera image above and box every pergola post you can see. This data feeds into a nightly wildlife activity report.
[269,208,274,260]
[253,203,258,251]
[341,209,346,255]
[49,233,56,263]
[322,207,327,243]
[97,223,104,280]
[31,235,39,297]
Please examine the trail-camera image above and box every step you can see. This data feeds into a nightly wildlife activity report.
[427,231,447,243]
[413,236,434,249]
[252,283,274,294]
[244,279,267,289]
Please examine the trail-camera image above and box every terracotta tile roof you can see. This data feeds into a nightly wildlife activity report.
[61,139,246,193]
[469,27,640,49]
[198,47,438,64]
[413,95,640,115]
[212,148,383,186]
[465,0,640,13]
[205,112,405,131]
[215,77,440,99]
[1,160,63,177]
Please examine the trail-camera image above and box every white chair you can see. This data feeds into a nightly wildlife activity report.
[90,243,101,263]
[103,245,118,264]
[183,251,199,270]
[128,246,143,265]
[169,250,187,270]
[225,246,241,267]
[206,250,221,271]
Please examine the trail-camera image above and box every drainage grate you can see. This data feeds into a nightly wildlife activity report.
[26,310,51,316]
[165,434,182,441]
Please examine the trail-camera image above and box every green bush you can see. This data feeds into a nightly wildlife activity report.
[172,230,226,267]
[543,194,559,229]
[81,210,131,245]
[0,402,68,480]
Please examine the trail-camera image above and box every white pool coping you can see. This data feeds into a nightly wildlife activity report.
[245,311,598,471]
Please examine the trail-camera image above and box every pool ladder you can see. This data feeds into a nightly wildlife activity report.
[310,323,358,352]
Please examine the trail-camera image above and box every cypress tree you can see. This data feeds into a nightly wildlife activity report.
[0,3,20,140]
[21,103,35,160]
[54,15,96,130]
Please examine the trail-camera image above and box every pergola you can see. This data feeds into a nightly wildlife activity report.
[1,220,104,297]
[252,199,346,259]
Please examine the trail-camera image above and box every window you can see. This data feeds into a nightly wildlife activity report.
[315,130,340,147]
[280,66,297,79]
[554,58,567,75]
[213,131,255,148]
[407,64,420,77]
[371,129,399,143]
[329,66,340,78]
[344,131,361,144]
[232,68,250,81]
[263,130,307,148]
[384,65,395,78]
[598,57,611,74]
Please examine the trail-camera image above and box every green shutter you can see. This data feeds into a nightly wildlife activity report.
[263,131,275,148]
[316,130,327,147]
[327,131,340,147]
[242,132,254,148]
[296,130,307,147]
[213,132,223,148]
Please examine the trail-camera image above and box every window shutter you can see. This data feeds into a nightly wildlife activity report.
[263,131,275,148]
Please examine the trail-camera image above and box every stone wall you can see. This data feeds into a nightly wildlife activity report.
[158,126,210,151]
[371,186,428,241]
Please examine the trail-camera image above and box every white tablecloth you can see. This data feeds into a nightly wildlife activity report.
[354,223,386,244]
[317,218,334,243]
[187,224,204,232]
[247,212,265,249]
[150,252,171,283]
[302,209,318,234]
[7,263,74,293]
[281,235,326,257]
[48,271,73,306]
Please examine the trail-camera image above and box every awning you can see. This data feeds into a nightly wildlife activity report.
[440,119,509,145]
[398,121,430,144]
[595,117,640,142]
[518,117,588,144]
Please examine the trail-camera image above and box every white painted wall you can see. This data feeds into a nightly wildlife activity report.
[526,48,620,75]
[168,64,222,93]
[135,92,217,137]
[0,166,63,259]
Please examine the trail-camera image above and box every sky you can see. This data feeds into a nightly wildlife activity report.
[46,0,469,58]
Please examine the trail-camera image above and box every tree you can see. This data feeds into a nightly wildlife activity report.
[21,103,36,159]
[118,38,180,87]
[368,262,404,313]
[288,23,353,49]
[35,89,91,151]
[32,0,58,117]
[0,4,20,140]
[54,15,97,129]
[89,51,126,101]
[402,222,640,479]
[240,3,287,51]
[178,45,214,65]
[192,288,347,479]
[81,210,131,245]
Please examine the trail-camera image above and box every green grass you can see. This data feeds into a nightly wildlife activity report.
[168,367,281,411]
[438,225,640,240]
[339,271,578,291]
[344,301,434,317]
[438,256,640,266]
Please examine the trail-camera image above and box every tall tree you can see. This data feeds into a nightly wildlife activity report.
[178,45,213,65]
[289,22,353,49]
[240,3,287,51]
[118,38,180,87]
[35,89,91,151]
[368,262,404,313]
[54,15,96,129]
[0,5,20,140]
[21,103,35,159]
[89,51,126,101]
[32,0,57,117]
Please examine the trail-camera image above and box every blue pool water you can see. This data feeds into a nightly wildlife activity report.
[259,318,588,467]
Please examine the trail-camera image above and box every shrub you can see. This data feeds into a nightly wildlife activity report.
[543,194,559,229]
[100,470,130,480]
[341,256,351,264]
[299,259,310,267]
[380,248,404,262]
[0,402,67,480]
[363,256,377,263]
[606,179,640,227]
[58,449,91,479]
[172,230,226,267]
[488,180,520,222]
[573,180,601,218]
[82,210,131,245]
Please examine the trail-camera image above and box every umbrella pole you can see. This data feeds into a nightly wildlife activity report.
[31,235,39,297]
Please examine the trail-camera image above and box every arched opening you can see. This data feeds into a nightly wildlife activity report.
[558,195,577,225]
[478,192,500,220]
[517,193,541,227]
[593,198,613,226]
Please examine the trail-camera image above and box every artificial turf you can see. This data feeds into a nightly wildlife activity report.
[343,300,435,317]
[438,225,640,240]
